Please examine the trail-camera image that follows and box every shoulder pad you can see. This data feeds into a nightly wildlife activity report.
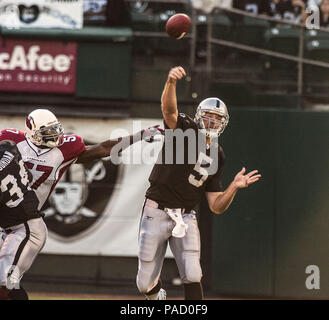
[0,129,25,144]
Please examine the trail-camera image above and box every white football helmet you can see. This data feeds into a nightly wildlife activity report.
[194,97,229,139]
[25,109,64,148]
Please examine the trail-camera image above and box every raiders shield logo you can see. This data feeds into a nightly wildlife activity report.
[42,140,122,241]
[18,5,40,24]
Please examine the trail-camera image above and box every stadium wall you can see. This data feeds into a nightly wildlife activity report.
[210,109,329,299]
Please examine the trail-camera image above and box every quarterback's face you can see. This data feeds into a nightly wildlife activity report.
[51,182,83,215]
[202,112,223,129]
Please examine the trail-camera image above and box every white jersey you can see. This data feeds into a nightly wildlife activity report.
[0,129,86,210]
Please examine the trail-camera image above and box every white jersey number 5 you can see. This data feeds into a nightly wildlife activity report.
[188,152,213,188]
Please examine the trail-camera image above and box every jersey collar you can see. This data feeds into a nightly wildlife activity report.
[25,134,53,156]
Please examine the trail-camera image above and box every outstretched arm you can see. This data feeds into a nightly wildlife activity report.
[206,167,261,215]
[76,126,163,164]
[161,66,186,129]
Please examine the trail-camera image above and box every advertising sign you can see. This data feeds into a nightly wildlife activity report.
[0,37,77,93]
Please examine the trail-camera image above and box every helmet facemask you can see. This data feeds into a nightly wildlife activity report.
[198,111,228,139]
[32,123,64,148]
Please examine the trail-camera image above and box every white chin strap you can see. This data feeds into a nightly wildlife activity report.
[200,128,220,139]
[207,130,220,139]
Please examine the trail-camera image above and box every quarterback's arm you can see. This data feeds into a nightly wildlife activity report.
[161,66,186,129]
[206,167,261,214]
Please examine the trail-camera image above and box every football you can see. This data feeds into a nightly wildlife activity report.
[165,13,191,40]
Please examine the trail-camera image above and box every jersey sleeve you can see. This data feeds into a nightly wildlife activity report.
[59,135,87,162]
[164,113,197,131]
[0,129,26,144]
[205,146,226,192]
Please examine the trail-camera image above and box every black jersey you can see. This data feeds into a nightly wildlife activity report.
[146,113,225,210]
[0,140,41,228]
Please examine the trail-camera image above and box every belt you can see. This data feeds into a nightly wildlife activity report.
[145,199,194,213]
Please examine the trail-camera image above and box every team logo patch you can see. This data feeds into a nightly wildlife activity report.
[26,116,36,130]
[42,139,121,241]
[18,5,40,24]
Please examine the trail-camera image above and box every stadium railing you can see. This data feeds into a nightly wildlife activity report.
[126,0,329,107]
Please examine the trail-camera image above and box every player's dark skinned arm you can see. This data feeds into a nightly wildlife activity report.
[76,131,143,164]
[161,66,186,129]
[206,167,262,214]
